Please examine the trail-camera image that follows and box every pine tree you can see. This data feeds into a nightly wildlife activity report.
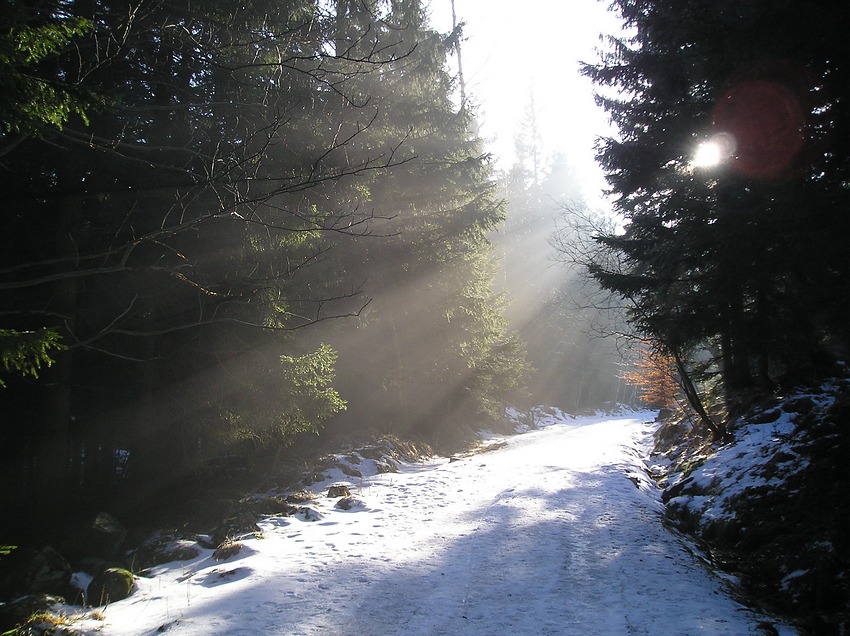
[0,0,436,526]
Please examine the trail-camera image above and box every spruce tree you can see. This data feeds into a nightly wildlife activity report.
[580,0,850,422]
[312,0,531,445]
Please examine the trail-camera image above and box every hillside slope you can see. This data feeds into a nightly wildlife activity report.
[653,379,850,634]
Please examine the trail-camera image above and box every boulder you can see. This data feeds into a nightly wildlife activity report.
[248,495,298,516]
[210,513,260,546]
[327,485,351,498]
[0,546,72,598]
[87,567,134,605]
[285,491,314,504]
[334,497,365,511]
[749,408,782,424]
[782,396,815,414]
[62,512,127,563]
[213,541,242,561]
[294,507,323,522]
[336,463,362,478]
[130,536,200,571]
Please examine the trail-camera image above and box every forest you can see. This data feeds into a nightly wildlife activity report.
[0,0,552,540]
[2,0,849,564]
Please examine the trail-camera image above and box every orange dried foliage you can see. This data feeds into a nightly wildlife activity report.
[623,349,679,408]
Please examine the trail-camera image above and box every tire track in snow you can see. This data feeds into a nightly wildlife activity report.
[329,417,792,635]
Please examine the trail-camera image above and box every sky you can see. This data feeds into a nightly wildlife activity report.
[68,408,796,635]
[427,0,625,206]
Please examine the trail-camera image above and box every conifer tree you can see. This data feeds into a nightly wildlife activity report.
[580,0,850,424]
[0,0,427,524]
[0,0,530,531]
[315,0,531,445]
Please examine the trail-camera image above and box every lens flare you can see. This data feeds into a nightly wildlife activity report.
[712,80,805,178]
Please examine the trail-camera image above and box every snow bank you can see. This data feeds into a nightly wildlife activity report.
[654,379,850,633]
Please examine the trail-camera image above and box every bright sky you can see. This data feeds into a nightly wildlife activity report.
[428,0,624,205]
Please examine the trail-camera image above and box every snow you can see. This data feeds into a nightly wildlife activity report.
[661,383,841,526]
[71,409,795,635]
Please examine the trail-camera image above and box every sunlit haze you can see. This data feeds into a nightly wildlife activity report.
[428,0,623,206]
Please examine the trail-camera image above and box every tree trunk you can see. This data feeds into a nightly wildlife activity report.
[30,189,82,517]
[671,347,727,440]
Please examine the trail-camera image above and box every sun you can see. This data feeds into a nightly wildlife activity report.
[693,140,722,167]
[692,132,736,169]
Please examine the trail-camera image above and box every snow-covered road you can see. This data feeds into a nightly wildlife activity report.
[83,411,794,635]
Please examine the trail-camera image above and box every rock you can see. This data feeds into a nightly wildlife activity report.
[782,396,814,414]
[62,512,127,563]
[337,463,362,478]
[327,485,351,498]
[334,497,364,511]
[0,546,73,598]
[654,418,690,450]
[87,567,134,605]
[211,513,260,546]
[167,542,201,562]
[28,547,72,595]
[661,475,696,503]
[285,491,315,504]
[213,541,242,561]
[0,594,63,633]
[656,407,673,420]
[749,408,781,424]
[76,556,112,576]
[130,537,201,570]
[357,445,384,460]
[295,507,323,522]
[248,495,298,516]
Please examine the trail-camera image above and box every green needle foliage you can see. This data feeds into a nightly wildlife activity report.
[0,5,104,137]
[0,328,65,388]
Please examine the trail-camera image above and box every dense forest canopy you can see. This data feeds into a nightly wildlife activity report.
[0,0,534,538]
[577,0,850,433]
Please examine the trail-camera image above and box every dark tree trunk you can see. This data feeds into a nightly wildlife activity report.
[671,347,727,440]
